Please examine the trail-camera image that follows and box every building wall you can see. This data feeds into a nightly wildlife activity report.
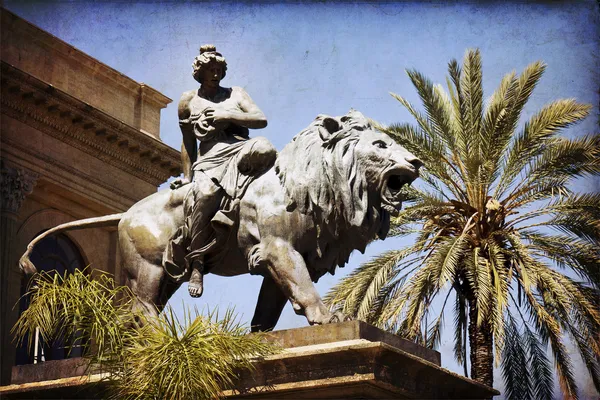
[1,9,168,140]
[0,8,181,385]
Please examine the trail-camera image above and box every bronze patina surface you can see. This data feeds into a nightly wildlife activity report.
[20,110,422,332]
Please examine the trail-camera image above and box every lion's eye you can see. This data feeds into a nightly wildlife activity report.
[374,140,388,149]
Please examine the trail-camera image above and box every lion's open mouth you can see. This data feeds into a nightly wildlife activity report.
[381,169,418,216]
[387,174,412,192]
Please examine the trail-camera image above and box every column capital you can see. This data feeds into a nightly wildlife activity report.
[1,159,39,215]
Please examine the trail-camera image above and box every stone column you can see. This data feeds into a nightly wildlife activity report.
[0,159,38,385]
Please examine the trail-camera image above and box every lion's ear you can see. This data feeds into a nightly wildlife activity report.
[319,117,341,141]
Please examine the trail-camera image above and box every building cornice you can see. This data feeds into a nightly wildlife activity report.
[1,8,171,109]
[1,62,181,187]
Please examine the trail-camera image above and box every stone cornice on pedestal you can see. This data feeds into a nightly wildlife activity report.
[229,321,499,399]
[1,62,180,186]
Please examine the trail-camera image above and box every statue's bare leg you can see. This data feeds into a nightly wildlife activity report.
[186,172,221,298]
[188,262,204,298]
[260,238,335,326]
[251,275,288,332]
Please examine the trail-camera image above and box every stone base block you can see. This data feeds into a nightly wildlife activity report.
[228,321,498,399]
[0,321,499,399]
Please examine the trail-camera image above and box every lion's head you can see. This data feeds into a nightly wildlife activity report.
[275,110,422,257]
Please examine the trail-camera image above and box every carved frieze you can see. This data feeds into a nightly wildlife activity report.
[0,159,39,214]
[0,62,181,186]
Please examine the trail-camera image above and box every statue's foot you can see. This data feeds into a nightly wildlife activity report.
[188,268,204,298]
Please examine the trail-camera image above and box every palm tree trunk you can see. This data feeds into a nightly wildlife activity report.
[468,302,494,387]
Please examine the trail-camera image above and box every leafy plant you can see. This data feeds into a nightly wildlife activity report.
[13,269,279,399]
[325,49,600,399]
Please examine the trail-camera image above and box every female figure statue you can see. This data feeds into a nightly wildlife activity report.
[165,45,276,297]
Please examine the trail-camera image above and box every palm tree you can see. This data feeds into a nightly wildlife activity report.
[13,269,278,399]
[325,49,600,399]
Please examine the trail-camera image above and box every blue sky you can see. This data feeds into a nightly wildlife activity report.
[5,1,598,397]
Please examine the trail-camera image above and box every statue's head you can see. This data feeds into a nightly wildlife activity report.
[192,44,228,84]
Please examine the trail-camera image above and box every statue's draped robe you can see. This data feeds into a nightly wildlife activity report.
[164,122,274,281]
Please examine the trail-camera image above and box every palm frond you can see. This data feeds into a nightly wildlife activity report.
[425,288,454,350]
[12,269,134,359]
[114,307,278,400]
[567,323,600,394]
[447,58,469,165]
[522,231,600,286]
[528,290,578,399]
[386,259,440,339]
[523,322,554,400]
[405,69,456,147]
[355,252,409,321]
[493,60,547,197]
[481,70,517,183]
[474,247,492,326]
[324,247,419,318]
[437,233,469,289]
[501,316,532,400]
[544,213,600,243]
[507,135,600,209]
[509,237,580,398]
[13,271,279,400]
[399,236,468,339]
[487,240,509,361]
[525,134,600,185]
[369,280,400,327]
[460,49,484,172]
[499,99,591,198]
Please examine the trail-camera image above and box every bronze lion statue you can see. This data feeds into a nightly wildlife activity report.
[20,110,422,331]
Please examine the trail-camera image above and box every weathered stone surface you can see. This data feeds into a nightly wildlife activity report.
[265,320,441,365]
[0,8,178,385]
[0,373,107,400]
[1,62,180,190]
[0,322,499,399]
[1,9,170,140]
[11,358,88,385]
[226,321,497,399]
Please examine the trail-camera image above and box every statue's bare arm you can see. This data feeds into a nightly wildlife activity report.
[204,87,267,129]
[179,90,197,182]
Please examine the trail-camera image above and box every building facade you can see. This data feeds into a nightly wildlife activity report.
[0,8,180,385]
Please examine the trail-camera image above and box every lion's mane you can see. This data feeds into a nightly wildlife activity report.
[275,110,390,273]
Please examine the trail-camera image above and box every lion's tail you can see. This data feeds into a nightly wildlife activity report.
[19,213,123,276]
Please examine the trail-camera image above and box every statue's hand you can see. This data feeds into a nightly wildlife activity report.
[203,107,230,124]
[170,177,191,190]
[180,112,202,125]
[202,107,231,132]
[193,114,217,140]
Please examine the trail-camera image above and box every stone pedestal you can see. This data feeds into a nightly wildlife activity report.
[227,321,498,399]
[0,321,498,399]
